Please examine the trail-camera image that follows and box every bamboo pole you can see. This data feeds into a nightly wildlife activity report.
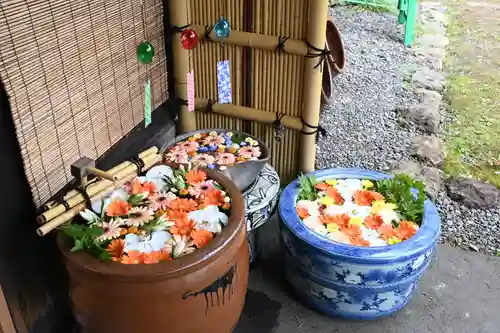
[194,98,303,130]
[190,25,309,56]
[42,147,158,210]
[36,154,163,236]
[299,0,329,173]
[171,0,196,132]
[37,153,162,224]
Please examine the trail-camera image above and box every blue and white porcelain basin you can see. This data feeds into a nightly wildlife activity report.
[279,168,440,320]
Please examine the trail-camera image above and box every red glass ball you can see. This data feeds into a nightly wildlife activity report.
[180,29,198,50]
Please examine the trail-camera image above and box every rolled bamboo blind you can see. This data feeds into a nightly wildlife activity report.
[0,0,169,207]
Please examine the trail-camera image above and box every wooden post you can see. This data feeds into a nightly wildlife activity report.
[0,284,16,333]
[299,0,329,173]
[170,0,196,132]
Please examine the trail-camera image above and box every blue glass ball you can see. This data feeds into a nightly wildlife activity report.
[199,146,208,153]
[208,144,218,152]
[214,17,231,39]
[207,164,216,169]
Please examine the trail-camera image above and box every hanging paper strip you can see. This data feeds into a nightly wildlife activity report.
[144,77,152,127]
[216,60,232,104]
[187,71,195,112]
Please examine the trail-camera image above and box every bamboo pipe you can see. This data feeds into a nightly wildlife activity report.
[170,0,196,132]
[36,154,162,236]
[299,0,329,173]
[194,98,303,131]
[42,147,158,210]
[37,153,162,225]
[191,25,309,56]
[85,167,118,182]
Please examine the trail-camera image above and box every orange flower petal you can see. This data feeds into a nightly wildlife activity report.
[191,229,214,248]
[320,213,350,227]
[314,183,330,191]
[106,200,130,216]
[364,215,384,230]
[353,190,372,206]
[296,207,310,219]
[326,187,344,205]
[396,221,419,240]
[341,224,362,238]
[107,239,125,258]
[185,169,208,185]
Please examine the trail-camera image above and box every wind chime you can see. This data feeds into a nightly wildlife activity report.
[136,0,154,127]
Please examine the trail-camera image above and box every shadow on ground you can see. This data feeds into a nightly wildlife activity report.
[235,216,500,333]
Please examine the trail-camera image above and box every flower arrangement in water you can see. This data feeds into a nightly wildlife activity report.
[61,165,231,264]
[164,131,262,171]
[296,174,426,247]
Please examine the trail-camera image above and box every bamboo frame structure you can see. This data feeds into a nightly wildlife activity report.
[36,153,163,236]
[170,0,197,132]
[37,152,161,225]
[190,24,308,55]
[300,0,329,172]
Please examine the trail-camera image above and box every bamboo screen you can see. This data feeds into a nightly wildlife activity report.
[0,0,169,207]
[190,0,308,184]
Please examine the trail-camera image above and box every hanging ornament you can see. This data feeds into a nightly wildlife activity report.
[180,29,199,50]
[214,16,231,40]
[136,41,155,65]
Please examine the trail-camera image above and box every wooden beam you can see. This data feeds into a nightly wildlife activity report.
[194,98,303,131]
[191,24,309,56]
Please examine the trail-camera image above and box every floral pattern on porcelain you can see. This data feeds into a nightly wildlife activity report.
[279,168,441,320]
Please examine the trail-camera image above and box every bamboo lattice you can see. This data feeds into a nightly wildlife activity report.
[0,0,169,206]
[188,0,311,184]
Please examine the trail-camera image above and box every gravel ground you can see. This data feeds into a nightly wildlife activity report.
[316,7,500,255]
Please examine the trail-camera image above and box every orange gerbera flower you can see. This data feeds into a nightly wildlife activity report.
[191,228,214,248]
[106,199,130,216]
[143,250,171,264]
[167,198,198,212]
[340,224,362,238]
[364,215,384,230]
[185,169,207,185]
[353,190,373,206]
[326,187,344,205]
[166,209,189,222]
[131,178,156,195]
[121,251,143,264]
[314,183,330,191]
[142,181,157,194]
[107,239,125,258]
[199,188,225,208]
[378,224,402,241]
[396,221,419,240]
[320,213,350,227]
[367,191,384,201]
[296,207,310,219]
[170,218,196,236]
[350,235,370,247]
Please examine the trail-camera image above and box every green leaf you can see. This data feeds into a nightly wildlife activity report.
[86,226,105,237]
[71,239,84,252]
[128,194,146,207]
[62,224,86,239]
[98,251,113,262]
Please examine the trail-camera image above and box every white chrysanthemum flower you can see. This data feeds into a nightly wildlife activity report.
[296,200,320,217]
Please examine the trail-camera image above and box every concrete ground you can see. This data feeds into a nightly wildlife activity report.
[234,216,500,333]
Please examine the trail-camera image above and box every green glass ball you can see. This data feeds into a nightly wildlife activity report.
[136,41,155,64]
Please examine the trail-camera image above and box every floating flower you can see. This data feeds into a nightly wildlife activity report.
[96,218,125,242]
[350,235,370,247]
[188,205,228,231]
[340,223,362,238]
[191,153,216,166]
[107,239,125,258]
[149,191,177,211]
[302,215,325,232]
[199,188,225,208]
[396,221,419,240]
[326,187,344,205]
[238,146,261,159]
[188,180,214,198]
[142,250,171,264]
[216,152,236,165]
[296,200,320,217]
[170,218,196,236]
[361,180,374,189]
[296,207,310,219]
[378,224,402,241]
[320,213,350,227]
[185,169,207,185]
[165,150,189,164]
[123,231,172,254]
[125,206,155,227]
[167,198,199,212]
[353,190,374,206]
[121,251,143,264]
[327,231,351,244]
[169,235,196,258]
[92,188,129,214]
[130,178,156,196]
[203,135,225,146]
[176,141,199,153]
[364,215,384,230]
[106,200,131,217]
[79,209,100,224]
[191,229,214,248]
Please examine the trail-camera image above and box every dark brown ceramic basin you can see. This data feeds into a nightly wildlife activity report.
[58,165,249,333]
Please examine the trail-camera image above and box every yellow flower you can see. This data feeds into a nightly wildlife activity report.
[361,180,374,189]
[371,201,397,215]
[387,237,402,245]
[245,137,253,143]
[250,139,259,147]
[319,196,335,206]
[209,131,218,137]
[325,179,338,186]
[193,133,202,139]
[226,132,233,137]
[217,145,226,152]
[187,136,195,141]
[349,216,363,226]
[326,223,340,232]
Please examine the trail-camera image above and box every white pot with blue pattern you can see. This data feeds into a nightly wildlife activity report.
[244,164,280,264]
[279,168,440,320]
